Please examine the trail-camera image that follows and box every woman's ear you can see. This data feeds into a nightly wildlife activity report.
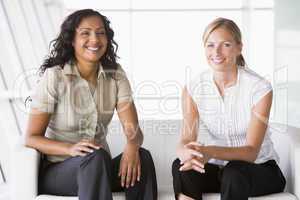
[238,42,243,54]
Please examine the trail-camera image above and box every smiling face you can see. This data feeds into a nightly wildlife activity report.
[204,27,242,72]
[72,15,108,65]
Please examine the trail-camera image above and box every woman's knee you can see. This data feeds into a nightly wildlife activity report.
[139,148,156,176]
[82,148,111,167]
[172,159,181,176]
[139,148,154,164]
[139,147,150,157]
[221,163,249,192]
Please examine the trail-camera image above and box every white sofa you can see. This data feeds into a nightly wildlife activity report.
[10,121,300,200]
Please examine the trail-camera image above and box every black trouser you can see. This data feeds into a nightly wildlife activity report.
[39,148,157,200]
[172,159,286,200]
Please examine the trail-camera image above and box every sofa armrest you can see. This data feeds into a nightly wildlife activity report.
[10,145,40,200]
[289,127,300,199]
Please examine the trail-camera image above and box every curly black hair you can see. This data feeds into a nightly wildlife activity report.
[40,9,119,75]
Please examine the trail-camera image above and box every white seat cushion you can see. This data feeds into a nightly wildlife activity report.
[35,189,174,200]
[36,192,296,200]
[202,192,297,200]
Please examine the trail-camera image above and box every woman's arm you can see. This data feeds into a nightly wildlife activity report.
[25,109,70,155]
[176,87,204,170]
[178,87,199,148]
[117,101,143,147]
[189,91,273,163]
[117,101,143,188]
[25,109,100,157]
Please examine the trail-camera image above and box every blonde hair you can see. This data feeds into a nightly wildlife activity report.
[202,17,246,67]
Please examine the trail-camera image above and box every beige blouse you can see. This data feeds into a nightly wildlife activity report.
[31,62,132,162]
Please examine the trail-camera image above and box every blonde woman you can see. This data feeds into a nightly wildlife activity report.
[172,18,285,200]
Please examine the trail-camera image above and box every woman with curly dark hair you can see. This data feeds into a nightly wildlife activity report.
[25,9,157,200]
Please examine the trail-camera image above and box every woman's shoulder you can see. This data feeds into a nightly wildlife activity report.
[37,65,65,87]
[113,63,129,80]
[239,67,271,87]
[187,68,213,97]
[115,63,126,73]
[41,65,64,78]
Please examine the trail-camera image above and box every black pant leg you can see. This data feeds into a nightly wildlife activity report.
[172,159,221,200]
[39,156,81,196]
[220,160,286,200]
[136,148,158,200]
[220,161,250,200]
[250,160,286,196]
[111,147,158,200]
[78,149,113,200]
[39,148,113,200]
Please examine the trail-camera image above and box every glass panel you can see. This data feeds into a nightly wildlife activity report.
[101,12,131,73]
[0,66,21,137]
[33,0,56,46]
[0,1,28,90]
[132,0,243,9]
[249,10,274,78]
[46,1,64,34]
[131,11,242,119]
[63,0,131,10]
[251,0,274,8]
[20,0,49,69]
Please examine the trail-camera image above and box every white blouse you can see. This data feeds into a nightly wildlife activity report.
[187,67,279,165]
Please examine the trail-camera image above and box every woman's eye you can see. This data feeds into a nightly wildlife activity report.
[224,43,231,47]
[96,32,105,36]
[81,32,89,36]
[206,44,214,48]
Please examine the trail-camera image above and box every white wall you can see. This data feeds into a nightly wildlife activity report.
[274,0,300,127]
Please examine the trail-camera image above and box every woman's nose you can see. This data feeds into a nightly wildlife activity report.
[89,32,100,42]
[214,45,222,55]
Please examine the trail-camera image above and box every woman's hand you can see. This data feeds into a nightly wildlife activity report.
[179,158,206,173]
[119,144,141,188]
[179,142,210,173]
[176,142,204,164]
[68,139,101,157]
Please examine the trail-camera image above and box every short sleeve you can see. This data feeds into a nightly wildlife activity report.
[186,76,200,98]
[186,70,213,102]
[251,78,272,106]
[115,65,133,104]
[30,68,59,113]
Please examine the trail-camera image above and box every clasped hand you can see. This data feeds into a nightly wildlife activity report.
[177,142,210,173]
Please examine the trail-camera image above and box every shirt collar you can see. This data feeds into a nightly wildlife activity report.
[98,64,106,79]
[63,62,107,80]
[209,66,241,88]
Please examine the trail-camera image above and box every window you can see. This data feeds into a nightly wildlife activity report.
[1,1,275,124]
[65,0,275,119]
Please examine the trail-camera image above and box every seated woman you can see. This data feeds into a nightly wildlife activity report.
[25,9,157,200]
[172,18,286,200]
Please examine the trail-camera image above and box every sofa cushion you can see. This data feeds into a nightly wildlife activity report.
[36,188,174,200]
[203,192,297,200]
[36,192,296,200]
